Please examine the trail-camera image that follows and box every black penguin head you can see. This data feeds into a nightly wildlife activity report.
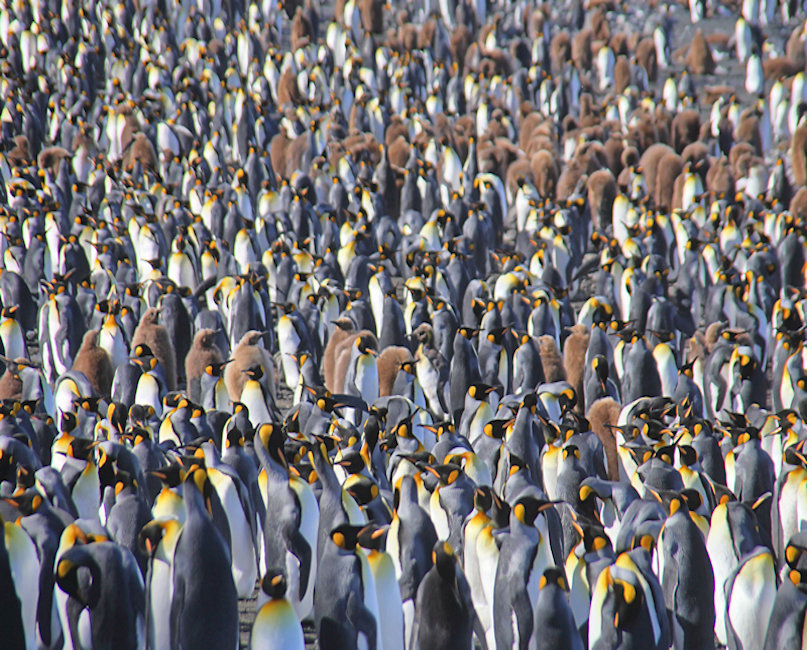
[139,519,179,557]
[512,496,556,527]
[356,333,378,355]
[468,382,496,401]
[243,364,264,381]
[260,570,288,599]
[344,474,379,505]
[592,354,609,381]
[56,553,100,608]
[357,523,388,551]
[330,524,364,551]
[432,541,457,580]
[426,463,463,486]
[539,567,569,592]
[607,569,644,630]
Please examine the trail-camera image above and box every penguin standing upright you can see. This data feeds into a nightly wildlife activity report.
[170,466,239,649]
[493,496,554,650]
[530,566,583,650]
[314,524,378,650]
[658,491,715,650]
[185,328,225,402]
[131,307,177,391]
[410,542,481,650]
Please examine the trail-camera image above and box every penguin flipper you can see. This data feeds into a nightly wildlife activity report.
[170,573,185,650]
[346,589,377,650]
[511,587,534,648]
[287,526,312,601]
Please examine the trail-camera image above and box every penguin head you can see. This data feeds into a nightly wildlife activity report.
[260,570,289,600]
[432,541,457,580]
[205,360,232,377]
[243,363,265,381]
[329,523,364,551]
[426,463,464,486]
[56,551,100,609]
[344,473,379,505]
[592,354,610,382]
[4,487,44,516]
[357,523,388,551]
[785,533,807,575]
[512,496,555,528]
[605,567,644,631]
[139,518,181,557]
[539,566,568,592]
[356,332,378,355]
[468,382,497,401]
[183,464,215,514]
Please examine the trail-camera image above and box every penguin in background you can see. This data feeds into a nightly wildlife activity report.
[185,328,225,403]
[251,570,305,650]
[410,541,483,650]
[131,307,177,392]
[71,329,114,398]
[584,354,621,408]
[449,327,481,425]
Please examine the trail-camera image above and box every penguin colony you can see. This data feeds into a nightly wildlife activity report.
[3,0,807,649]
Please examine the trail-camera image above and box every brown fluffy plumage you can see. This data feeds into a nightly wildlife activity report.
[586,397,621,480]
[686,29,715,75]
[587,169,617,232]
[123,133,157,171]
[224,331,274,403]
[792,126,807,187]
[185,329,225,402]
[563,325,589,415]
[538,335,566,383]
[377,346,413,397]
[131,308,177,392]
[332,330,377,393]
[72,330,114,397]
[324,318,357,392]
[0,362,23,401]
[655,152,683,212]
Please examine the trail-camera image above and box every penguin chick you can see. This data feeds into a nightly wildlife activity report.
[378,346,413,397]
[585,397,621,481]
[225,330,273,403]
[333,330,377,394]
[71,330,114,397]
[539,335,567,383]
[563,325,589,415]
[0,359,24,400]
[185,329,225,402]
[132,308,177,391]
[686,29,715,74]
[791,126,807,187]
[323,317,356,392]
[123,133,158,172]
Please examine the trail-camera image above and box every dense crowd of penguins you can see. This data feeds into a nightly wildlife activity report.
[5,0,807,648]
